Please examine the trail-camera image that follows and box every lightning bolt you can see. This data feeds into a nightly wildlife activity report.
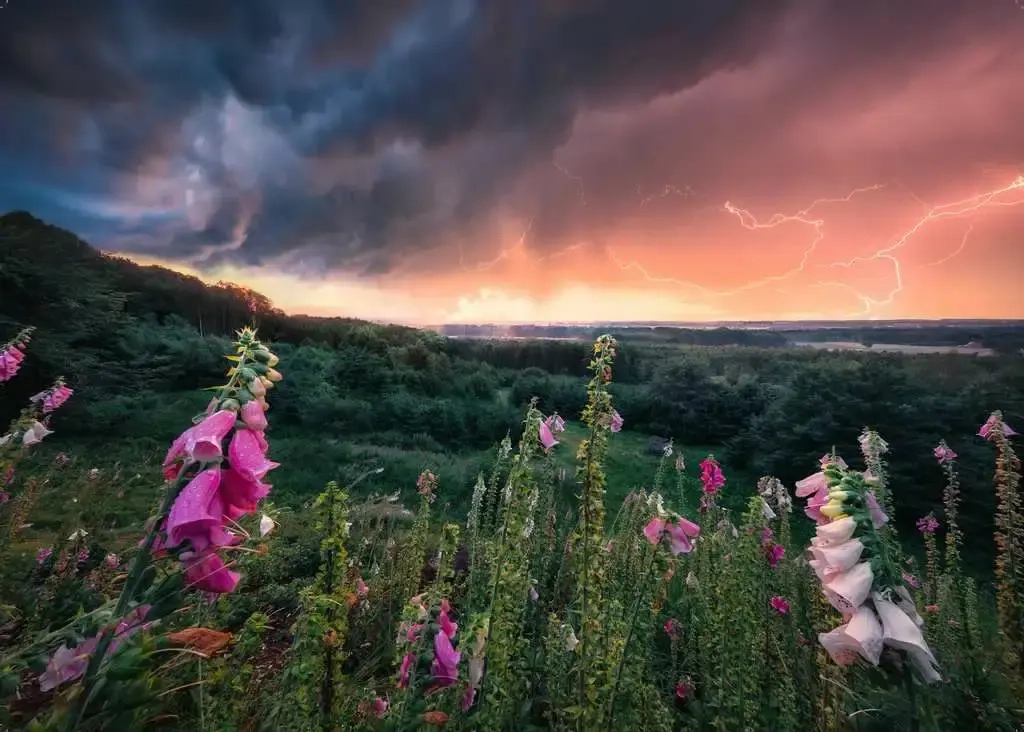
[553,160,587,206]
[825,175,1024,310]
[637,183,699,207]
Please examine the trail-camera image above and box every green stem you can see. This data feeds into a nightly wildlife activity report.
[903,658,919,732]
[606,543,659,730]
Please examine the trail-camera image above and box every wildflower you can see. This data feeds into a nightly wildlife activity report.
[0,491,8,504]
[0,334,28,383]
[864,491,888,528]
[538,420,559,450]
[398,652,414,687]
[699,456,725,495]
[372,697,389,718]
[417,470,438,501]
[644,516,700,555]
[182,550,241,594]
[439,599,457,636]
[461,686,476,712]
[901,572,921,589]
[162,410,238,479]
[166,469,238,551]
[770,595,790,615]
[979,413,1018,440]
[609,410,624,433]
[765,543,786,568]
[544,414,566,433]
[67,528,88,541]
[818,604,884,666]
[821,561,874,613]
[664,618,681,637]
[529,586,539,601]
[104,553,119,568]
[675,454,685,471]
[675,679,694,700]
[872,592,941,682]
[933,443,957,464]
[22,420,54,446]
[240,400,268,431]
[357,578,369,598]
[925,604,939,613]
[36,547,53,565]
[38,605,153,692]
[33,382,73,413]
[916,515,939,535]
[809,538,865,581]
[259,513,276,537]
[564,625,579,652]
[431,629,461,687]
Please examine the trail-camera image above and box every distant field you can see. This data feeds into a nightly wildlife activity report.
[793,340,997,356]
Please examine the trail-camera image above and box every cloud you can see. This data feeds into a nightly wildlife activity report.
[1,0,1023,322]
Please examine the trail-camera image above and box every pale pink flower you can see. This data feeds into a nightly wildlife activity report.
[822,562,874,613]
[21,420,53,446]
[812,516,857,546]
[643,517,666,545]
[872,593,942,683]
[818,604,884,666]
[544,414,566,433]
[795,471,828,498]
[357,578,369,598]
[864,490,888,528]
[609,410,624,433]
[809,538,865,581]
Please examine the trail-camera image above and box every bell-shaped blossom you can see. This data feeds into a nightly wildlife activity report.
[22,420,54,446]
[820,454,848,469]
[372,697,388,718]
[822,561,874,613]
[439,601,458,637]
[228,428,279,483]
[544,414,566,433]
[538,420,558,450]
[0,345,25,382]
[431,630,461,687]
[894,586,925,628]
[916,515,939,535]
[810,538,865,579]
[36,547,53,565]
[166,469,236,551]
[643,517,667,545]
[41,385,74,413]
[699,457,725,495]
[812,516,857,547]
[564,625,579,652]
[795,471,828,498]
[864,491,888,528]
[240,400,268,431]
[665,517,700,555]
[872,593,941,683]
[163,410,238,478]
[979,414,1018,440]
[398,652,414,688]
[356,578,369,597]
[219,468,271,521]
[818,604,884,666]
[183,550,241,594]
[933,444,957,464]
[258,513,276,537]
[609,410,624,433]
[804,485,831,524]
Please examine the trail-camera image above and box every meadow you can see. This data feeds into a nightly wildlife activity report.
[1,213,1023,730]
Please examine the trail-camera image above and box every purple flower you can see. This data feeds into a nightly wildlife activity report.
[916,515,939,535]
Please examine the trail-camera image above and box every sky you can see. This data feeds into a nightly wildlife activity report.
[1,0,1023,325]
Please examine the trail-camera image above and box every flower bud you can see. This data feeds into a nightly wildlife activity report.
[266,368,283,383]
[219,398,240,412]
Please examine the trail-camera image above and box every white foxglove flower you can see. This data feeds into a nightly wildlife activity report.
[259,514,276,537]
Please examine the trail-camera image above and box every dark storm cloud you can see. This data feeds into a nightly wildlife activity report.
[0,0,1019,278]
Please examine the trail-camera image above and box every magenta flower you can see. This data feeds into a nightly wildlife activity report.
[356,578,369,598]
[372,697,388,717]
[162,410,237,479]
[609,410,624,433]
[0,344,25,383]
[664,518,700,555]
[770,595,790,615]
[41,385,73,413]
[36,547,53,565]
[398,652,414,688]
[240,400,268,431]
[431,629,461,687]
[979,414,1018,440]
[538,420,559,450]
[699,456,725,495]
[933,443,957,464]
[643,517,667,545]
[228,428,279,483]
[765,543,786,568]
[664,618,681,637]
[675,679,694,700]
[0,491,8,504]
[902,571,921,589]
[183,550,241,594]
[166,469,237,551]
[439,600,458,637]
[461,686,477,712]
[916,515,939,535]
